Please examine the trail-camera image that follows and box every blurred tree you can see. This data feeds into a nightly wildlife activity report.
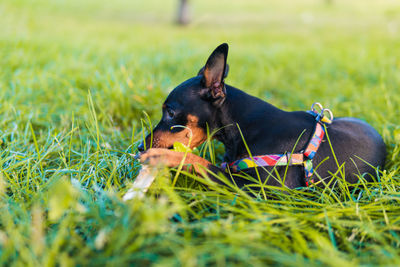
[177,0,190,25]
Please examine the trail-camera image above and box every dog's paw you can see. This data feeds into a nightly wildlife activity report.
[139,148,183,167]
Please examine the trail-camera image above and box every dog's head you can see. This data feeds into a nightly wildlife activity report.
[138,43,229,151]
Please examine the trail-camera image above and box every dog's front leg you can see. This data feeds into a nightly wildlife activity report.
[139,148,215,175]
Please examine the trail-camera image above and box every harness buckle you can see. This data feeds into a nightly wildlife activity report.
[310,102,334,124]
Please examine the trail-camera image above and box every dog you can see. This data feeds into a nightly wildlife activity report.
[138,43,386,190]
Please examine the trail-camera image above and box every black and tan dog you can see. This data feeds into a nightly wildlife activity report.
[139,43,386,189]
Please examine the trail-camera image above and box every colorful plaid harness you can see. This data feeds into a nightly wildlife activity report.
[221,103,334,187]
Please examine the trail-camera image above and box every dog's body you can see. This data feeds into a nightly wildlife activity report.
[140,44,386,189]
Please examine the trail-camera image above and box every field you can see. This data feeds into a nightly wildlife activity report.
[1,0,400,265]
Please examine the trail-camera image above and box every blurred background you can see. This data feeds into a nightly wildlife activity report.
[1,2,400,265]
[1,0,400,136]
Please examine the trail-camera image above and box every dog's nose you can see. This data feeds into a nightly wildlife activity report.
[137,142,145,152]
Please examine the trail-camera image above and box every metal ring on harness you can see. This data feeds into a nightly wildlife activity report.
[311,102,324,114]
[321,108,334,124]
[310,102,334,124]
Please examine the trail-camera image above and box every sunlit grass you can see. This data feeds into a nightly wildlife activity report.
[0,0,400,265]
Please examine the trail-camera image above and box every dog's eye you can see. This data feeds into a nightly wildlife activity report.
[166,108,175,119]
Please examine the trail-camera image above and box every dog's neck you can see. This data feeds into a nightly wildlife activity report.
[211,85,313,162]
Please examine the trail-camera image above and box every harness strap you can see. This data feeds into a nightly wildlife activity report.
[221,103,332,187]
[220,153,305,173]
[303,122,325,186]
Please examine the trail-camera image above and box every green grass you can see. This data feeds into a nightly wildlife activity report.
[1,0,400,265]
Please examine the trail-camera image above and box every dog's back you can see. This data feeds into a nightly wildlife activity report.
[313,117,386,185]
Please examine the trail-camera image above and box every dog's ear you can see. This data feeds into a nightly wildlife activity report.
[198,64,229,79]
[200,43,229,104]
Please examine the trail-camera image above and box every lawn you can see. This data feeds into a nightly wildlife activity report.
[1,0,400,265]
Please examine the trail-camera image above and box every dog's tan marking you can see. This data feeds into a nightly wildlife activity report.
[186,114,207,147]
[150,114,207,149]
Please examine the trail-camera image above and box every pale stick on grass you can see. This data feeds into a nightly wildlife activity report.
[123,165,156,201]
